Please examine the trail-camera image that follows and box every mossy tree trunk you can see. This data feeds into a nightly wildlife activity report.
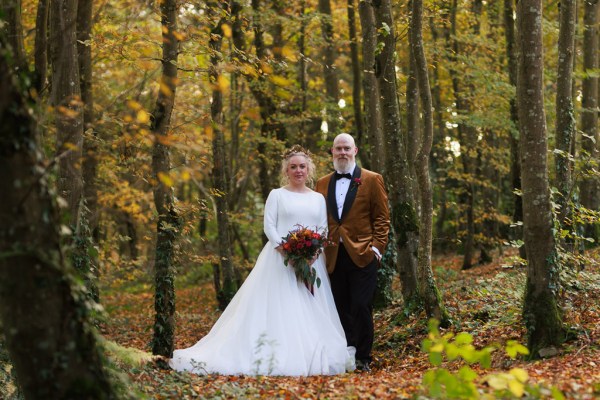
[516,0,566,357]
[410,0,450,326]
[369,0,421,312]
[579,0,599,244]
[0,35,117,399]
[150,0,181,358]
[554,0,577,252]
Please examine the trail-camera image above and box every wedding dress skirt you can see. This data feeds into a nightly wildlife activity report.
[170,189,354,376]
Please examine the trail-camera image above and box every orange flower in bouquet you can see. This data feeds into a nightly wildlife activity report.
[280,225,333,294]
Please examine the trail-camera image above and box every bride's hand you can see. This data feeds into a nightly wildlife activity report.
[308,253,319,266]
[275,245,285,256]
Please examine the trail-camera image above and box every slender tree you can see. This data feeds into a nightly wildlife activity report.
[150,0,181,358]
[411,0,449,325]
[0,34,117,399]
[579,0,599,242]
[516,0,567,356]
[358,0,382,168]
[554,0,577,237]
[319,0,340,137]
[347,0,364,150]
[504,0,526,261]
[50,0,84,229]
[367,0,421,311]
[34,0,49,92]
[209,0,238,309]
[1,0,26,69]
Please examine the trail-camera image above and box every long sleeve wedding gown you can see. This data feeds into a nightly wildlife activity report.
[169,188,354,376]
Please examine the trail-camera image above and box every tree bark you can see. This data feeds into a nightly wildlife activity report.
[504,0,526,261]
[358,1,381,169]
[1,0,27,70]
[347,0,364,151]
[411,0,450,325]
[516,0,566,356]
[150,0,181,358]
[34,0,49,92]
[368,0,421,311]
[579,0,599,242]
[554,0,577,244]
[50,0,84,229]
[319,0,340,138]
[209,2,238,310]
[0,36,116,399]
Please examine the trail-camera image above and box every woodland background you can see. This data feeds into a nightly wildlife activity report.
[0,0,599,398]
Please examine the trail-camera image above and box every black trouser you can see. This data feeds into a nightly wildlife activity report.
[330,243,378,363]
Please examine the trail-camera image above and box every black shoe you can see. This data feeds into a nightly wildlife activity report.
[355,359,371,372]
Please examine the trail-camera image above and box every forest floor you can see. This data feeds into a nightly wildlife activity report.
[100,249,600,399]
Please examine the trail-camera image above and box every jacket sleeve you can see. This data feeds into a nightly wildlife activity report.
[371,174,390,253]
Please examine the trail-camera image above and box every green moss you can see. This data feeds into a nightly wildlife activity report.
[392,201,419,244]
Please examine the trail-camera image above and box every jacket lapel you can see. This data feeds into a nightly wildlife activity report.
[326,173,340,223]
[341,167,361,221]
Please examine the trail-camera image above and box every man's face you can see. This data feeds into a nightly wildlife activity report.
[332,136,358,173]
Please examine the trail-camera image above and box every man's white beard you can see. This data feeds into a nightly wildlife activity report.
[334,158,352,173]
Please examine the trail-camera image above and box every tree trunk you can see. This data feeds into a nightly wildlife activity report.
[1,0,27,69]
[554,0,577,248]
[369,0,421,312]
[579,0,599,243]
[516,0,566,357]
[0,38,116,399]
[34,0,49,92]
[150,0,180,358]
[347,0,364,151]
[50,0,84,229]
[358,0,381,169]
[446,0,478,270]
[411,0,450,326]
[209,6,238,310]
[504,0,526,261]
[319,0,340,138]
[77,0,99,302]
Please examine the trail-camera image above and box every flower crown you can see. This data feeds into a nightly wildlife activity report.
[283,144,312,160]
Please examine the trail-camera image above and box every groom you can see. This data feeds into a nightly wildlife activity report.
[316,133,390,372]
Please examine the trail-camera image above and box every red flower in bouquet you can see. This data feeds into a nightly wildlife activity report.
[280,225,333,294]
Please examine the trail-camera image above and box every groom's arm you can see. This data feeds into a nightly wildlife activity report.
[370,174,390,254]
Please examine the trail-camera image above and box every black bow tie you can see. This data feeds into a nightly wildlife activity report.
[334,172,352,180]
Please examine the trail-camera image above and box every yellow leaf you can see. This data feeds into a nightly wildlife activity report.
[509,368,528,383]
[221,23,232,38]
[486,375,507,390]
[63,142,79,151]
[281,45,298,62]
[508,380,525,397]
[430,343,444,352]
[159,81,173,97]
[204,125,213,139]
[126,100,142,111]
[136,110,150,124]
[269,75,293,87]
[157,172,173,187]
[181,170,191,182]
[215,75,229,93]
[173,30,186,41]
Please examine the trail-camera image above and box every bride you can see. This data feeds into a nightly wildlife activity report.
[169,145,355,376]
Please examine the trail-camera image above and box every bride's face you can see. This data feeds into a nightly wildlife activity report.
[286,155,309,186]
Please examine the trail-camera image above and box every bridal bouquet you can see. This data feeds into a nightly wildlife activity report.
[280,225,332,294]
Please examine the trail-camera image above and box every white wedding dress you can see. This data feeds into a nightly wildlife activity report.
[169,188,355,376]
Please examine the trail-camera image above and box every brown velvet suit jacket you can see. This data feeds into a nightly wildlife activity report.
[315,167,390,273]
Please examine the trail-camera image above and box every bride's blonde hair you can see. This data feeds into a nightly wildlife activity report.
[280,144,316,187]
